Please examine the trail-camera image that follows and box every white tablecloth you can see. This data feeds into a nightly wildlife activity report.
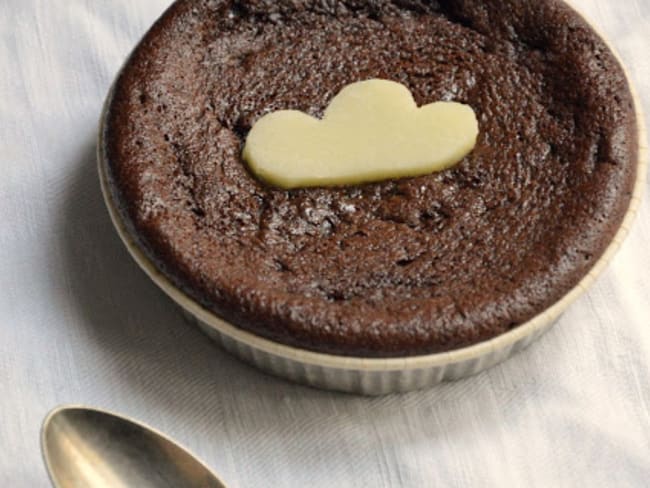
[1,1,649,486]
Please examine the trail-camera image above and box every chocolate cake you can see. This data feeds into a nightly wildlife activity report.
[103,0,638,357]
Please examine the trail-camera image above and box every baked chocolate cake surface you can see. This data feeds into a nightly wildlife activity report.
[104,0,638,357]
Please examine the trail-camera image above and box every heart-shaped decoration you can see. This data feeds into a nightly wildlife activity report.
[243,79,478,189]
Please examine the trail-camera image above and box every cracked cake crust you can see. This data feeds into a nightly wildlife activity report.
[103,0,638,356]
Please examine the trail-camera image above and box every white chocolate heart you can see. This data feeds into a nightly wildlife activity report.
[243,79,478,189]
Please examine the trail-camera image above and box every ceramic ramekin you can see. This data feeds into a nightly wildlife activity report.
[98,2,647,395]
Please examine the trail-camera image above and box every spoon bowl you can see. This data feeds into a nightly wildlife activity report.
[42,406,227,488]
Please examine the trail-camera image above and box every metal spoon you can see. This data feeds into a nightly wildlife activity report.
[41,405,227,488]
